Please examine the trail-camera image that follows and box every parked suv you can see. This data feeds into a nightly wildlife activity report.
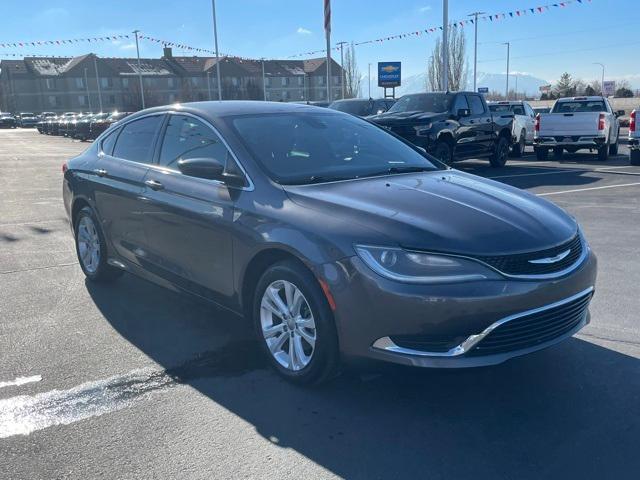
[17,112,39,128]
[0,113,17,128]
[369,92,514,167]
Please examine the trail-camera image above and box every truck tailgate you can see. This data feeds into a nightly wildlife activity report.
[538,112,600,136]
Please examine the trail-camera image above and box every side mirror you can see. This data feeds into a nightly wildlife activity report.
[616,110,625,117]
[457,108,471,117]
[177,157,224,180]
[376,108,386,114]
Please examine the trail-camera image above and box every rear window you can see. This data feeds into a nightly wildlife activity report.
[329,101,373,116]
[552,101,607,113]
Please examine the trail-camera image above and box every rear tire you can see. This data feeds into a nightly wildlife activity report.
[597,142,609,161]
[553,147,564,159]
[432,140,453,165]
[74,206,123,283]
[534,147,549,161]
[630,149,640,166]
[609,131,619,155]
[253,260,340,385]
[489,136,509,167]
[511,131,525,158]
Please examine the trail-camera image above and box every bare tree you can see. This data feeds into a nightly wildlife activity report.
[427,27,468,91]
[343,43,361,98]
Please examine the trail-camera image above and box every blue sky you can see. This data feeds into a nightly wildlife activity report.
[0,0,637,86]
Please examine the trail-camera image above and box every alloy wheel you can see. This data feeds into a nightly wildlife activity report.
[77,216,101,274]
[260,280,317,371]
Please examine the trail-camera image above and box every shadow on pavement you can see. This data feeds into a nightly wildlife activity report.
[87,274,640,479]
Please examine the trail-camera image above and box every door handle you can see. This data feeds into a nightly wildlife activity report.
[94,168,107,177]
[145,179,165,191]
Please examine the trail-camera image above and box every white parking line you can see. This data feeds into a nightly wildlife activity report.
[0,375,42,389]
[537,182,640,196]
[489,169,583,179]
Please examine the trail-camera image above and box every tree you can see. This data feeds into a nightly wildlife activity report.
[427,27,468,91]
[554,72,575,98]
[584,85,596,96]
[615,87,634,98]
[343,42,361,98]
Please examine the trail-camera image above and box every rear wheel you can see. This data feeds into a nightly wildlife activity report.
[432,140,453,165]
[74,206,123,282]
[534,147,549,161]
[630,149,640,166]
[597,142,609,161]
[609,130,619,155]
[489,136,509,167]
[253,260,339,385]
[511,131,525,157]
[553,147,564,159]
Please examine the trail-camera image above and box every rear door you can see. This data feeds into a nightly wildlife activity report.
[140,113,243,303]
[91,114,164,267]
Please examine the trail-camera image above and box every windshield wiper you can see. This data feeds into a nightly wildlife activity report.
[359,165,434,179]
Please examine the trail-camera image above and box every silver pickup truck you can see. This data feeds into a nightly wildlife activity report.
[488,101,536,157]
[629,109,640,165]
[534,96,624,161]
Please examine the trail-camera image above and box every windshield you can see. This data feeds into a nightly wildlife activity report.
[552,101,607,113]
[229,112,440,185]
[329,100,373,116]
[387,94,452,114]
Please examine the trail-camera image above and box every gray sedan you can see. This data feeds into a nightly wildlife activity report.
[62,101,597,384]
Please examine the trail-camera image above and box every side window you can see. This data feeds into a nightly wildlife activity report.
[452,95,469,112]
[101,127,120,156]
[467,95,486,115]
[158,115,232,172]
[524,103,535,118]
[512,105,525,115]
[112,115,163,164]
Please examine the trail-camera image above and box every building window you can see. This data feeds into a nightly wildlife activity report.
[108,95,116,105]
[231,77,239,87]
[264,77,270,87]
[100,77,111,89]
[282,91,289,100]
[318,76,325,86]
[144,78,154,87]
[122,78,129,88]
[48,95,57,106]
[190,77,201,87]
[75,77,84,89]
[297,76,304,86]
[281,77,289,87]
[46,79,55,89]
[333,76,340,85]
[78,95,87,106]
[168,77,175,88]
[169,93,176,103]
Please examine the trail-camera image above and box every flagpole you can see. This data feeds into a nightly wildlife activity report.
[211,0,223,101]
[133,30,145,109]
[442,0,448,91]
[324,0,331,102]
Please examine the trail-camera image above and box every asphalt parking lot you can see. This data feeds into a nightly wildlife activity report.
[1,129,639,479]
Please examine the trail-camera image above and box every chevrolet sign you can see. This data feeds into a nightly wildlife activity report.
[378,62,401,87]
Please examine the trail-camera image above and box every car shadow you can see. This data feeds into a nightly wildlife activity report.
[86,274,640,479]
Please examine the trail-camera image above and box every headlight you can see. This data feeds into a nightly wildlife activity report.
[413,124,432,137]
[355,245,500,284]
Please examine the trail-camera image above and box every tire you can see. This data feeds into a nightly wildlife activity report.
[253,260,340,385]
[489,136,509,167]
[630,149,640,166]
[597,142,609,161]
[535,147,549,161]
[553,147,564,159]
[609,131,619,155]
[432,140,453,165]
[74,206,123,282]
[511,131,525,158]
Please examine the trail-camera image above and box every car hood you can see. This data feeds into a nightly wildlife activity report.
[367,111,447,125]
[284,170,577,256]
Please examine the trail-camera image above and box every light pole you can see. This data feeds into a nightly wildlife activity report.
[503,42,510,99]
[368,63,371,98]
[324,0,332,102]
[211,0,222,100]
[468,11,485,92]
[514,73,518,100]
[261,59,267,101]
[442,0,449,91]
[207,70,212,100]
[93,56,103,112]
[594,62,605,94]
[337,41,347,99]
[133,30,145,109]
[83,67,92,112]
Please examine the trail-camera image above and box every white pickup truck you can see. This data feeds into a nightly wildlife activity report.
[534,96,624,161]
[629,109,640,165]
[488,101,536,157]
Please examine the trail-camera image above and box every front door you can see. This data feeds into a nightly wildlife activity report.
[141,113,241,304]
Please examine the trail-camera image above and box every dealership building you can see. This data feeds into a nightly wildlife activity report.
[0,48,344,113]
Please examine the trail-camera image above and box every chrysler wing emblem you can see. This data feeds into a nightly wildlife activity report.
[528,249,571,264]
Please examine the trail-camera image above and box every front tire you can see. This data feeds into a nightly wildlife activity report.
[553,147,564,159]
[489,136,509,167]
[535,147,549,160]
[253,260,339,385]
[432,140,453,165]
[74,206,123,282]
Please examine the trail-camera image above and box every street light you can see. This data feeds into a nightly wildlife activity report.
[593,62,605,94]
[211,0,222,100]
[467,11,485,92]
[337,41,347,99]
[503,42,510,99]
[442,0,448,91]
[133,30,144,109]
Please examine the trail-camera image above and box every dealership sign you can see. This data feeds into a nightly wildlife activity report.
[477,87,489,93]
[602,81,616,96]
[378,62,401,87]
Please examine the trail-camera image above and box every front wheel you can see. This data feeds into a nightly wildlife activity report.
[253,260,339,385]
[489,136,509,167]
[534,147,549,160]
[432,141,453,165]
[553,147,564,159]
[74,206,123,282]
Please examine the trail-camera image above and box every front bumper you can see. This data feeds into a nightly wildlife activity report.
[322,248,597,368]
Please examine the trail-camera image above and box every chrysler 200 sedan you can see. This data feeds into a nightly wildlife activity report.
[63,101,597,384]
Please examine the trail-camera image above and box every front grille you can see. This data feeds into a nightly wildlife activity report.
[472,233,583,276]
[388,125,417,139]
[469,291,592,356]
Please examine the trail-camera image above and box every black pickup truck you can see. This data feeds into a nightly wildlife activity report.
[368,91,514,167]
